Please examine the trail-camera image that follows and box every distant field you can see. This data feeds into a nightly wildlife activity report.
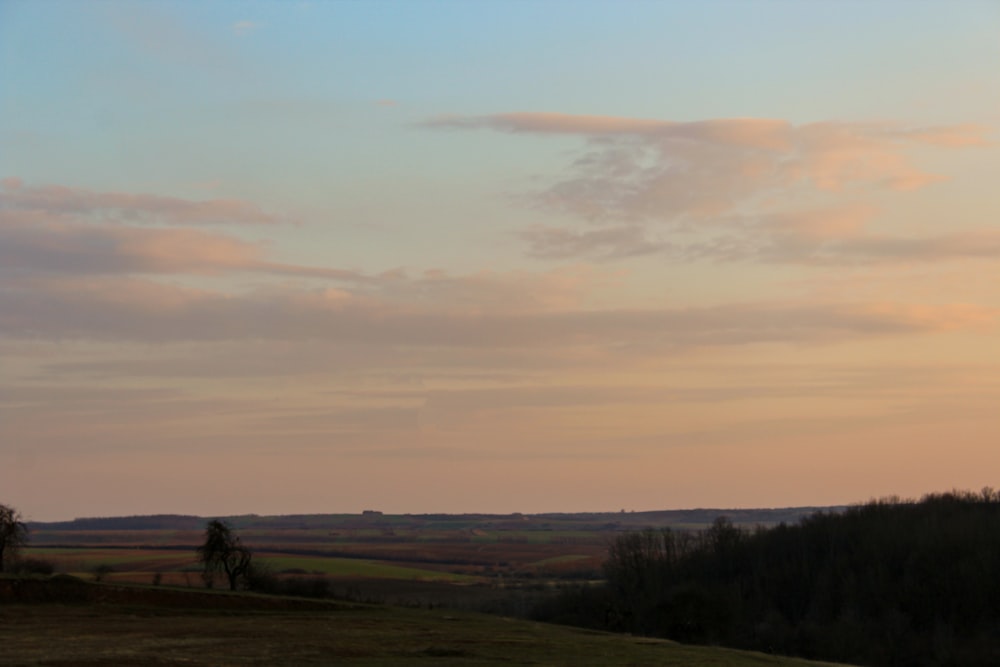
[0,578,853,667]
[24,547,195,574]
[21,508,835,607]
[258,554,479,581]
[24,547,482,584]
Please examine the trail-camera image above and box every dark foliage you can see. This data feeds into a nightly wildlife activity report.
[28,514,205,531]
[535,490,1000,667]
[0,503,29,573]
[278,575,332,599]
[12,558,55,576]
[196,520,253,591]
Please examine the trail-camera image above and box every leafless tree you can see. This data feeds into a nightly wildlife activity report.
[0,503,28,573]
[196,520,252,591]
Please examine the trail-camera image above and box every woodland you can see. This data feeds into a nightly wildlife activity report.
[533,491,1000,667]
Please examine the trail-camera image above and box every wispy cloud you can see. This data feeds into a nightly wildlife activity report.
[2,272,992,346]
[513,203,1000,266]
[232,20,258,36]
[0,179,290,226]
[424,113,992,264]
[4,178,994,351]
[105,2,229,68]
[681,205,1000,266]
[0,220,370,281]
[424,112,988,151]
[0,180,371,281]
[519,224,667,260]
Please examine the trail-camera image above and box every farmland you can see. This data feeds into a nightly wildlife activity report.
[22,508,831,606]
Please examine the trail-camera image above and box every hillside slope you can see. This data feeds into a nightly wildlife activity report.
[1,577,850,666]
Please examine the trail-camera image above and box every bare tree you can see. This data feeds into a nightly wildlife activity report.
[196,520,252,591]
[0,503,28,573]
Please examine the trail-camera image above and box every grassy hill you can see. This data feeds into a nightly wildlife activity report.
[1,576,851,666]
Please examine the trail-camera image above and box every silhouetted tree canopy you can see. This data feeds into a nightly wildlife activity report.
[0,503,28,573]
[196,519,253,591]
[535,490,1000,667]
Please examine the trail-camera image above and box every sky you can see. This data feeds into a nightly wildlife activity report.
[2,1,999,521]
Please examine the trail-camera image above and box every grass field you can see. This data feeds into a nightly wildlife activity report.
[25,547,484,583]
[259,554,479,581]
[0,578,854,666]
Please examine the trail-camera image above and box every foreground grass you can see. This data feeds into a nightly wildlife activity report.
[1,585,851,667]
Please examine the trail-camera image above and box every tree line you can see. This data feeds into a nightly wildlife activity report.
[532,490,1000,667]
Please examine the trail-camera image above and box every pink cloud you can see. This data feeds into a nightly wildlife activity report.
[762,204,876,240]
[425,112,986,222]
[428,113,797,152]
[859,302,998,332]
[0,180,386,286]
[678,205,1000,266]
[423,113,993,264]
[892,123,991,148]
[423,112,678,136]
[0,220,260,274]
[425,112,987,155]
[0,211,366,281]
[2,272,993,346]
[0,180,290,225]
[232,20,257,36]
[378,266,623,313]
[824,231,1000,264]
[793,122,948,192]
[519,224,667,260]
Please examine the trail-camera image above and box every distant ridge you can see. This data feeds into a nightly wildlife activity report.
[27,506,846,532]
[27,514,205,531]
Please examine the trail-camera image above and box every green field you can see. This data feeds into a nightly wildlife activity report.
[23,547,195,574]
[24,547,483,586]
[259,554,479,581]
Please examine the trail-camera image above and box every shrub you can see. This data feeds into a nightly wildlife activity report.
[13,558,55,576]
[281,576,330,599]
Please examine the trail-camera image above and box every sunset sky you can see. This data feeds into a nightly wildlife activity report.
[2,1,999,521]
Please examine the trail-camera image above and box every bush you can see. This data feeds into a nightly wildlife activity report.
[13,558,55,576]
[245,561,279,594]
[280,576,331,599]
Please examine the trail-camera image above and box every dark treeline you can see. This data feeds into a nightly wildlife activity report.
[27,507,831,534]
[532,490,1000,667]
[28,515,206,531]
